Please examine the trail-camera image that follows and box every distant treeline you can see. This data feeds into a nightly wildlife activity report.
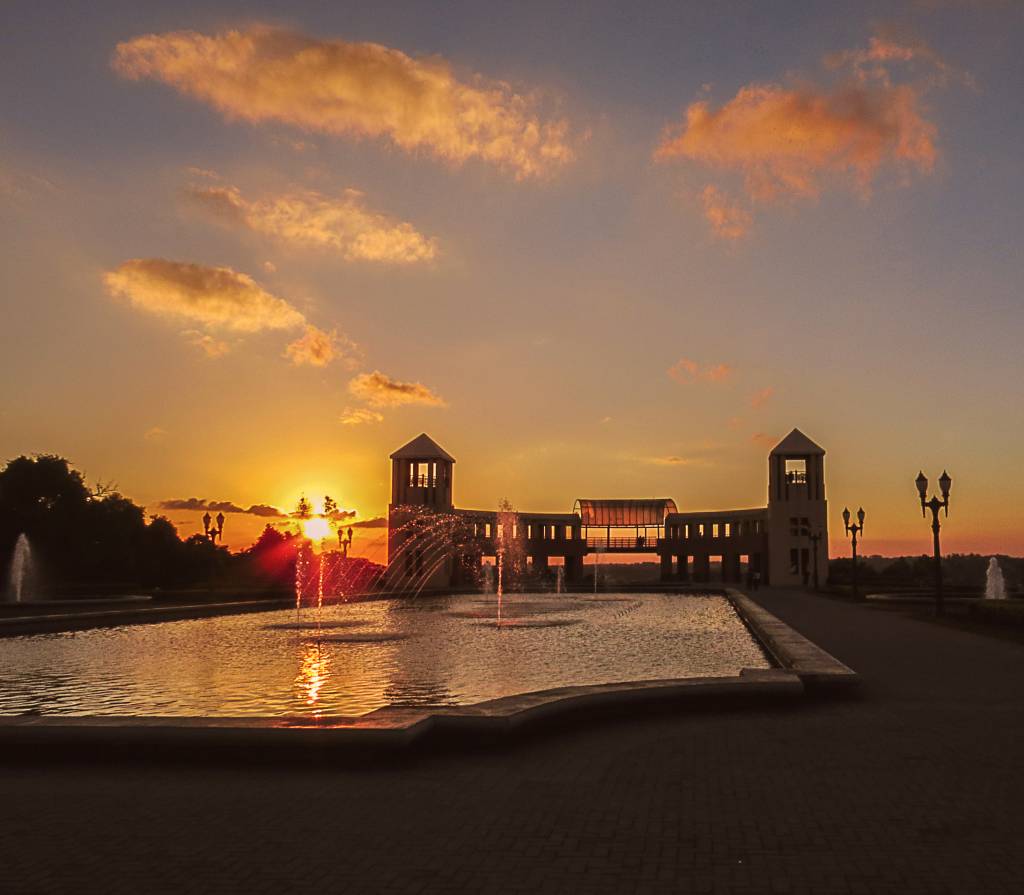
[0,455,381,595]
[828,553,1021,592]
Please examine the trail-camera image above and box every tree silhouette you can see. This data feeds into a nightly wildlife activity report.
[0,455,230,593]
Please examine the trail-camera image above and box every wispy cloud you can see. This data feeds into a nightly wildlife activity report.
[649,456,700,466]
[158,497,285,517]
[105,260,356,367]
[183,329,231,358]
[749,386,775,409]
[143,426,167,442]
[656,32,957,236]
[348,370,447,408]
[668,358,735,384]
[284,324,358,368]
[186,184,438,263]
[104,259,304,333]
[701,185,752,240]
[340,407,385,425]
[184,166,219,180]
[114,24,577,180]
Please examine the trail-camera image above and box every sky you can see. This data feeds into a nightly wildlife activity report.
[2,0,1023,561]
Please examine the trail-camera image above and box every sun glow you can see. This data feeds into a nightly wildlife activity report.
[302,516,333,542]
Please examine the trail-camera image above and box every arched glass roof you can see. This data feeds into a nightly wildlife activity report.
[573,499,678,527]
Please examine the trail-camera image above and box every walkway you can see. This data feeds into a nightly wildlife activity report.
[1,589,1022,893]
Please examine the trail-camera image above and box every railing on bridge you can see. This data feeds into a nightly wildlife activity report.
[586,536,661,551]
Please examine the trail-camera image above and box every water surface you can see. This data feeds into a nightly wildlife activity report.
[0,592,770,717]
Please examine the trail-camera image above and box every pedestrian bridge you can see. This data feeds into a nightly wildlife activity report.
[574,499,676,553]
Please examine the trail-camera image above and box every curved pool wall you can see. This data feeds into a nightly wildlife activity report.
[0,592,772,718]
[0,590,858,754]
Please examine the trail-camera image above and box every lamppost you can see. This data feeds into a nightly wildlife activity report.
[202,511,225,543]
[916,470,951,616]
[842,507,865,600]
[339,525,354,557]
[808,530,823,591]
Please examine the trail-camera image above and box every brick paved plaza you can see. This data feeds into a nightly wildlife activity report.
[2,589,1022,894]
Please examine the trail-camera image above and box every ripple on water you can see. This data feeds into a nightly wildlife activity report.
[471,618,582,629]
[303,632,411,644]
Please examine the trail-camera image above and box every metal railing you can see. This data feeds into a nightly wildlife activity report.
[586,536,660,550]
[408,475,446,487]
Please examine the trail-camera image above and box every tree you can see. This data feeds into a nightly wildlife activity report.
[245,524,299,585]
[0,454,233,592]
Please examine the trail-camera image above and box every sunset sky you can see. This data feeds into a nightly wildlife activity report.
[2,1,1023,560]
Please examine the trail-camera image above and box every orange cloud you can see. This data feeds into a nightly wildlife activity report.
[339,407,385,425]
[668,358,735,384]
[657,81,936,201]
[104,259,305,333]
[187,184,438,263]
[750,386,775,409]
[285,325,343,368]
[650,456,697,466]
[348,370,446,408]
[701,185,752,240]
[825,34,972,89]
[656,34,951,235]
[114,25,576,180]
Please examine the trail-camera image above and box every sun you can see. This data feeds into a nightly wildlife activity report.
[302,516,333,542]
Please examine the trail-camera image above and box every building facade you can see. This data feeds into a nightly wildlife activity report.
[386,428,828,590]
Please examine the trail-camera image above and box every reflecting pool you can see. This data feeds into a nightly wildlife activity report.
[0,592,770,717]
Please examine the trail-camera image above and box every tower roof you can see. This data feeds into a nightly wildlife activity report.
[770,428,825,456]
[390,433,456,463]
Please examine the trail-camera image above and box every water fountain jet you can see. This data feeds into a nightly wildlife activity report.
[7,534,32,603]
[985,557,1007,600]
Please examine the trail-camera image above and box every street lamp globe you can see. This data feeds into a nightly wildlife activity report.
[915,471,928,501]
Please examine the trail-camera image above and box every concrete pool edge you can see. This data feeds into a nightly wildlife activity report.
[727,590,860,691]
[0,669,802,752]
[0,599,293,636]
[0,593,857,752]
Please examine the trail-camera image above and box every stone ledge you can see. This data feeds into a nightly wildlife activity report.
[0,599,292,637]
[728,589,860,691]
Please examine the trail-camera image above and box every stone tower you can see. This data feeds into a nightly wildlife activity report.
[389,432,455,511]
[766,429,828,587]
[387,433,456,588]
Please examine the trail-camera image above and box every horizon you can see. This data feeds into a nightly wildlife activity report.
[3,2,1023,560]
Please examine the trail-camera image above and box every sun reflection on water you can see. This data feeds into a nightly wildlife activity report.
[296,642,330,714]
